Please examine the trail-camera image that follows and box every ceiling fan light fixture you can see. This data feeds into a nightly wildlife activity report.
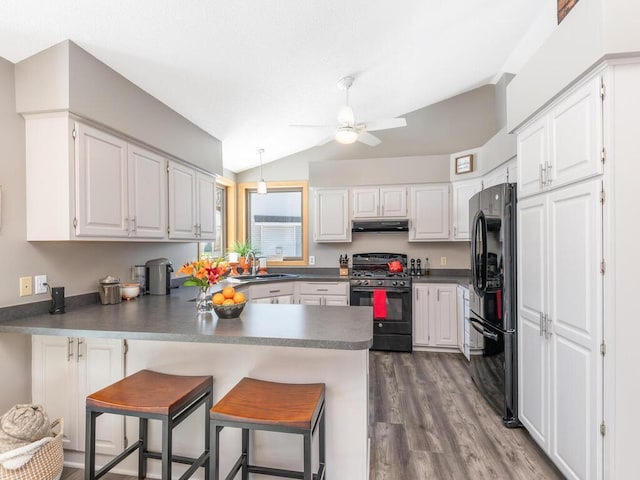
[335,127,358,144]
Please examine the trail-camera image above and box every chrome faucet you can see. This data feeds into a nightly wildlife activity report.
[246,251,258,276]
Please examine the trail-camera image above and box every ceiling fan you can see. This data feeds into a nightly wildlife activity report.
[291,76,407,146]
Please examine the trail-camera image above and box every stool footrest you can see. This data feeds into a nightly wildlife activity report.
[145,450,206,466]
[94,441,141,480]
[247,463,326,479]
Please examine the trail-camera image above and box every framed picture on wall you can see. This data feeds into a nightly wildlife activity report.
[455,154,474,175]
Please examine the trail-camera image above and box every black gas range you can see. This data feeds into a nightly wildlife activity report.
[349,253,412,352]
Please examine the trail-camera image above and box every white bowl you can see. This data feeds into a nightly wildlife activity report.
[121,283,140,299]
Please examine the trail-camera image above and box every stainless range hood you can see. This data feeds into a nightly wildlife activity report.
[351,220,409,233]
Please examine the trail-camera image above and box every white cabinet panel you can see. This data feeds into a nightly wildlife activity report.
[408,184,450,241]
[352,188,379,218]
[168,162,197,239]
[452,179,482,241]
[413,284,458,348]
[379,187,407,217]
[518,117,548,198]
[313,188,351,242]
[352,186,406,218]
[128,144,167,238]
[197,172,217,240]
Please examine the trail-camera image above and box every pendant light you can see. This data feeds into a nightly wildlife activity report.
[257,149,267,195]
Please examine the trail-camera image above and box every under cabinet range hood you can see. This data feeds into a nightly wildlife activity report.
[352,220,409,233]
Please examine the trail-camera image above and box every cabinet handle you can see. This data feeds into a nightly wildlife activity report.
[453,226,457,236]
[539,164,547,187]
[269,289,281,294]
[437,289,440,302]
[539,312,544,336]
[67,337,74,362]
[545,314,553,338]
[76,339,83,363]
[131,217,137,233]
[317,288,329,292]
[545,162,553,185]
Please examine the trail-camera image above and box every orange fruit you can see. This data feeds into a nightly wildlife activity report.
[222,286,236,299]
[222,298,235,306]
[212,293,225,305]
[232,292,246,304]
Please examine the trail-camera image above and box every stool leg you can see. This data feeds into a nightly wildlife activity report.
[205,392,212,480]
[162,417,172,480]
[138,417,148,479]
[242,428,249,480]
[210,424,221,480]
[84,409,97,480]
[303,431,312,480]
[319,408,326,474]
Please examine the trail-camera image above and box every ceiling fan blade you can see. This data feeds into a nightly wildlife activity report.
[316,135,335,146]
[289,124,333,129]
[357,131,381,146]
[365,117,407,132]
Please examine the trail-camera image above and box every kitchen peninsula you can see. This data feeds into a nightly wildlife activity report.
[0,287,372,479]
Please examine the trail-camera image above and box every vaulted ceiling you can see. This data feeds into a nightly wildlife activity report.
[0,0,548,172]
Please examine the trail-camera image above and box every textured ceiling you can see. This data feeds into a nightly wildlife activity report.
[0,0,545,172]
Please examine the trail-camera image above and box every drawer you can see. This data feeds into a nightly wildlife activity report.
[297,281,348,296]
[250,281,295,299]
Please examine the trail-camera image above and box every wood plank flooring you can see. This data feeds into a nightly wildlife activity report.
[62,351,562,479]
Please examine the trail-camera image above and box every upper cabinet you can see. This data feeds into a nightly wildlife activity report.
[518,75,604,198]
[408,184,450,241]
[168,161,216,241]
[313,188,351,243]
[352,186,407,218]
[451,179,482,241]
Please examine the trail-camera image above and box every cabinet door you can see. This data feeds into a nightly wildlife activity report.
[517,117,548,198]
[299,294,322,306]
[168,161,197,239]
[548,76,603,190]
[409,184,450,241]
[380,187,407,217]
[430,285,458,347]
[197,172,217,240]
[452,180,482,240]
[75,123,129,237]
[324,295,349,306]
[252,297,273,304]
[547,181,601,480]
[128,145,167,238]
[517,195,549,449]
[352,187,379,218]
[77,339,125,456]
[413,285,430,346]
[457,287,465,352]
[273,294,294,304]
[32,336,79,451]
[314,189,351,242]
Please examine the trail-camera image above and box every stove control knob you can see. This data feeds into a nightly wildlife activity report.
[399,281,405,287]
[376,280,383,286]
[378,323,383,328]
[392,280,398,286]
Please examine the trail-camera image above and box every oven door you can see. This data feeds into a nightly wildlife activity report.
[350,287,411,335]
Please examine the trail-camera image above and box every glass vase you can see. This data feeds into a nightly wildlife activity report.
[195,287,213,313]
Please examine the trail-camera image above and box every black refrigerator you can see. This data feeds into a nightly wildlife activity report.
[468,182,520,428]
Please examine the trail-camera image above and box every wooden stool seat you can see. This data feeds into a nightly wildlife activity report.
[210,377,325,429]
[87,369,212,416]
[210,377,326,480]
[85,369,213,480]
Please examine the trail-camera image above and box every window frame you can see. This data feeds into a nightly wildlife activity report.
[238,181,309,267]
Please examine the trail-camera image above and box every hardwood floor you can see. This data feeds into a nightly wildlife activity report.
[62,351,561,479]
[369,351,562,480]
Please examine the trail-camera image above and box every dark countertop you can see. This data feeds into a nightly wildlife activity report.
[0,287,373,351]
[412,275,470,286]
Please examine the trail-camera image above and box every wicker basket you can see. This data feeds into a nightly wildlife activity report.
[0,418,64,480]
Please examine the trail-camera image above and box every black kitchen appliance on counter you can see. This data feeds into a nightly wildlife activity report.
[469,183,519,427]
[349,253,412,352]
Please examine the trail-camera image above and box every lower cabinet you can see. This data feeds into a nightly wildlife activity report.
[297,281,349,306]
[32,336,125,453]
[249,282,295,304]
[413,284,458,348]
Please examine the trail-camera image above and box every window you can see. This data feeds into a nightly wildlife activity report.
[239,181,308,266]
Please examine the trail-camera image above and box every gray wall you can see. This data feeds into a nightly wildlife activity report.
[15,41,223,174]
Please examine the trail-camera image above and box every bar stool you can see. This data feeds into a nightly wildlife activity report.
[210,377,326,480]
[85,369,213,480]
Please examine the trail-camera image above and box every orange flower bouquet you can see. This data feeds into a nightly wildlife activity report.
[179,257,229,312]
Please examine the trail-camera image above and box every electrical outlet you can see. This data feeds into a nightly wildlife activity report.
[19,276,33,296]
[34,274,48,294]
[308,256,316,265]
[440,256,447,266]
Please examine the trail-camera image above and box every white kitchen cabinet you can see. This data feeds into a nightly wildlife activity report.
[313,188,351,242]
[518,179,601,479]
[168,161,216,240]
[25,115,170,240]
[297,281,349,306]
[250,282,295,304]
[413,284,458,348]
[352,186,407,218]
[518,75,603,199]
[32,336,124,454]
[408,184,450,241]
[451,179,482,241]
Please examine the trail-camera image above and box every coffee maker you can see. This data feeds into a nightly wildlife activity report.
[145,258,173,295]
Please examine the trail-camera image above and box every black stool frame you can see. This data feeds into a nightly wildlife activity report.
[210,399,326,480]
[85,384,213,480]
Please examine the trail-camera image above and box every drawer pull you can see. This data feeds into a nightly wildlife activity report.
[269,289,281,294]
[317,288,329,292]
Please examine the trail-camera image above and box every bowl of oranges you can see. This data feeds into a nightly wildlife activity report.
[211,286,246,318]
